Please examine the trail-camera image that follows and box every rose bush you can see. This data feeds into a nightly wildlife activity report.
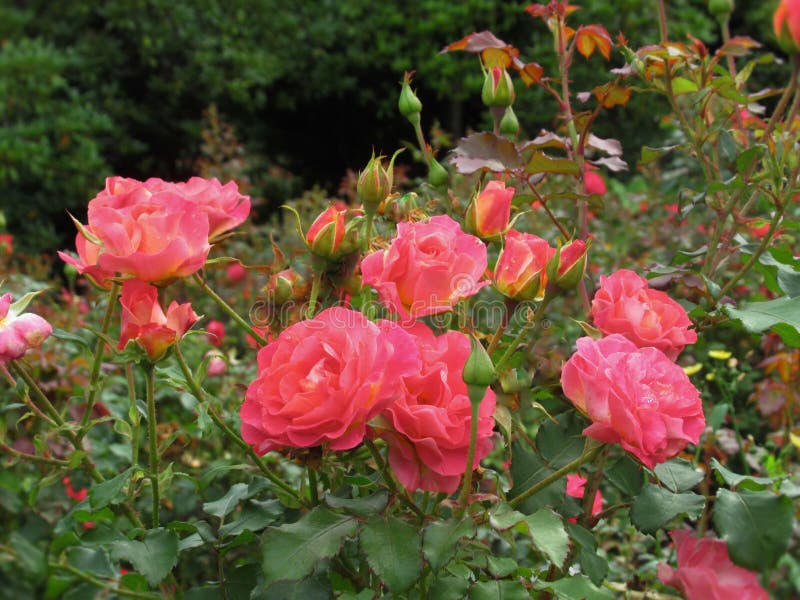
[561,334,705,468]
[361,215,488,320]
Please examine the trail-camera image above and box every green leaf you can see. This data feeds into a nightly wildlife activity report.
[9,532,47,583]
[526,151,581,176]
[710,458,782,491]
[252,573,331,600]
[361,516,422,592]
[630,485,705,533]
[423,519,476,572]
[489,503,527,531]
[218,499,282,538]
[671,77,698,95]
[430,576,470,600]
[89,467,135,510]
[202,482,249,518]
[525,508,570,569]
[605,455,645,496]
[470,580,530,600]
[323,490,389,516]
[538,574,615,600]
[713,489,793,570]
[736,145,765,173]
[65,547,115,578]
[111,528,179,587]
[724,296,800,347]
[261,507,357,585]
[654,459,704,493]
[487,556,519,578]
[120,573,150,592]
[567,523,608,585]
[509,441,565,514]
[639,145,678,166]
[536,412,585,469]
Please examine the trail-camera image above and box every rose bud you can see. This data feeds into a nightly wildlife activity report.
[493,230,556,301]
[546,239,589,290]
[466,180,514,241]
[481,67,515,108]
[357,150,402,211]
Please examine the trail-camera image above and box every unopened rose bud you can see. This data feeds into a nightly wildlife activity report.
[499,107,520,137]
[493,230,556,301]
[428,156,449,188]
[463,335,495,405]
[708,0,734,18]
[357,150,402,210]
[306,203,364,260]
[546,239,589,290]
[482,67,515,108]
[381,192,419,222]
[465,180,514,241]
[499,367,532,394]
[399,72,423,124]
[264,269,307,305]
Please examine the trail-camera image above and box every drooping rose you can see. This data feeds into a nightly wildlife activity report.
[658,530,769,600]
[118,279,198,361]
[0,292,52,363]
[241,307,420,453]
[565,473,603,522]
[561,335,705,468]
[591,269,697,360]
[493,229,556,301]
[465,180,514,240]
[377,322,496,494]
[774,0,800,53]
[361,215,489,320]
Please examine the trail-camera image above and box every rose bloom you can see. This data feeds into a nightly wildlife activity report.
[591,269,697,360]
[774,0,800,52]
[205,351,227,377]
[0,293,52,363]
[493,229,555,301]
[561,335,705,468]
[565,473,603,522]
[361,215,488,320]
[465,180,514,240]
[0,233,12,254]
[118,279,198,361]
[658,530,768,600]
[376,323,496,494]
[241,307,420,453]
[205,320,226,347]
[58,230,115,289]
[584,165,607,196]
[226,262,247,283]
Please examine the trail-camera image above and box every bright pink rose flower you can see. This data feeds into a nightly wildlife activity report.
[118,280,198,361]
[466,180,514,240]
[241,307,420,453]
[493,229,556,301]
[86,178,212,283]
[58,230,115,289]
[226,262,247,283]
[774,0,800,53]
[591,269,697,360]
[361,215,489,320]
[377,323,496,494]
[565,473,603,522]
[561,335,705,468]
[0,293,52,363]
[205,320,225,347]
[658,530,769,600]
[584,166,607,196]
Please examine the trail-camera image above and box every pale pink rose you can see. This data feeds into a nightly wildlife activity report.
[0,293,52,363]
[241,307,420,453]
[205,351,227,377]
[658,530,768,600]
[361,215,489,320]
[377,323,496,494]
[565,474,603,522]
[561,335,705,468]
[118,280,198,361]
[493,229,556,300]
[205,320,226,347]
[591,269,697,360]
[85,178,212,283]
[466,180,514,240]
[58,230,115,289]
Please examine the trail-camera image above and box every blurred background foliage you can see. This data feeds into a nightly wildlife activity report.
[0,0,782,254]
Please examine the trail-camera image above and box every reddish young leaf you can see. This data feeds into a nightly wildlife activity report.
[442,31,508,54]
[717,36,761,57]
[575,25,613,60]
[592,82,631,108]
[450,132,524,174]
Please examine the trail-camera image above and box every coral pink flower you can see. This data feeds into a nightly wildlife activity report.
[493,229,556,301]
[241,307,420,453]
[658,530,768,600]
[774,0,800,53]
[377,323,496,494]
[226,262,247,283]
[58,230,115,289]
[361,215,488,320]
[561,335,705,468]
[0,234,12,254]
[118,280,198,361]
[0,292,52,363]
[205,320,225,347]
[566,474,603,522]
[465,180,514,240]
[591,269,697,360]
[584,165,607,196]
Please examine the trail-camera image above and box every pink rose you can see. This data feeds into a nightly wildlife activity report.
[465,180,514,240]
[205,320,226,347]
[85,178,212,283]
[361,215,489,320]
[226,262,247,283]
[118,279,198,361]
[658,530,768,600]
[241,307,420,453]
[493,229,556,301]
[0,293,52,363]
[205,351,227,377]
[377,323,496,494]
[561,335,705,468]
[591,269,697,360]
[584,165,607,195]
[565,473,603,522]
[774,0,800,53]
[58,230,115,289]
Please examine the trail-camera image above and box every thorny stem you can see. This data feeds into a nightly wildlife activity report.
[194,272,266,346]
[0,439,70,466]
[126,363,140,467]
[47,561,163,599]
[526,180,571,240]
[365,439,425,519]
[144,363,160,528]
[458,397,482,515]
[1,362,57,427]
[306,270,324,319]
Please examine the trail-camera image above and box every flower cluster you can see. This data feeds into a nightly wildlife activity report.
[0,292,52,363]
